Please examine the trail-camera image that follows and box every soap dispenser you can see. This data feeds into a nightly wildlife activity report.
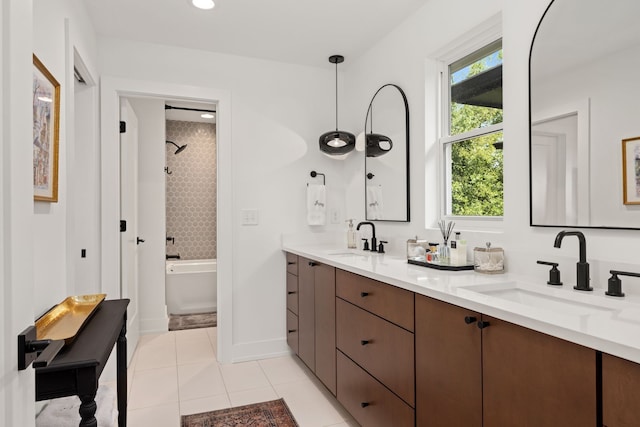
[346,219,357,249]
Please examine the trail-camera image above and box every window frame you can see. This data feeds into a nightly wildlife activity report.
[436,23,503,228]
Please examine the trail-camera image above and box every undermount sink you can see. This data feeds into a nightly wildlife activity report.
[458,281,620,316]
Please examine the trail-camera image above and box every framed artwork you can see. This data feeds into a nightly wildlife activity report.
[622,136,640,205]
[33,54,60,202]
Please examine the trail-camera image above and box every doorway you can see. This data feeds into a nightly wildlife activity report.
[100,78,233,362]
[164,101,218,331]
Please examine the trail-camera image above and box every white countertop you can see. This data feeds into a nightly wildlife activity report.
[283,242,640,364]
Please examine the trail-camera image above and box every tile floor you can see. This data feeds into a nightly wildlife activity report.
[125,327,359,427]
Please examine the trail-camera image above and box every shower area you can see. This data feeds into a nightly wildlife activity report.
[164,103,218,330]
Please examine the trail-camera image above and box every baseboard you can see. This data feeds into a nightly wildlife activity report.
[230,337,291,363]
[140,315,169,335]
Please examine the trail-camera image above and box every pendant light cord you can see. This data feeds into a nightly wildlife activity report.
[335,60,339,131]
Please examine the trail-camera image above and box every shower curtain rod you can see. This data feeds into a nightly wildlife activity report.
[165,104,216,114]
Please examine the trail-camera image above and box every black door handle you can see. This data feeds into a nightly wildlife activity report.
[464,316,477,324]
[477,320,490,329]
[136,237,145,245]
[308,261,318,266]
[360,292,369,297]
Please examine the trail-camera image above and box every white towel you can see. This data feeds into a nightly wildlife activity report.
[367,186,384,220]
[307,184,326,225]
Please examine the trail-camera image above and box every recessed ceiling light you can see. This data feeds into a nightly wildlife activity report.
[191,0,215,10]
[201,113,215,119]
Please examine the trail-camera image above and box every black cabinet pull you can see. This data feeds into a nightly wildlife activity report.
[287,291,296,295]
[288,329,296,333]
[361,340,370,346]
[464,316,477,324]
[309,261,318,266]
[477,321,490,329]
[360,292,369,297]
[361,402,370,408]
[287,261,295,265]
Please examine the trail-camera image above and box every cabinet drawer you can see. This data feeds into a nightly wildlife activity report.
[336,298,415,406]
[336,269,414,331]
[286,310,298,354]
[286,253,298,275]
[286,272,298,314]
[337,351,414,427]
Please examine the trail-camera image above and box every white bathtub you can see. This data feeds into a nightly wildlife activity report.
[166,259,217,315]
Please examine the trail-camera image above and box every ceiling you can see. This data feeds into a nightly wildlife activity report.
[84,0,428,68]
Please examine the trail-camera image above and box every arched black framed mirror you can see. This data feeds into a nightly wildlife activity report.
[530,0,640,229]
[364,84,410,222]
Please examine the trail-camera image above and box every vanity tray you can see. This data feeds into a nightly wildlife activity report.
[36,294,107,344]
[408,258,474,271]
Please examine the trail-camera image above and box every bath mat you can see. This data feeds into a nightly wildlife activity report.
[169,312,217,331]
[181,398,298,427]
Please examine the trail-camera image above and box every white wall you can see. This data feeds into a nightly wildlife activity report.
[2,0,36,425]
[98,40,350,361]
[32,0,100,314]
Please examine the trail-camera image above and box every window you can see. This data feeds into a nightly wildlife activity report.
[441,38,503,218]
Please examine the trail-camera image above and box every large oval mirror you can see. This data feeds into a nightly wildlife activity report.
[364,84,410,222]
[530,0,640,229]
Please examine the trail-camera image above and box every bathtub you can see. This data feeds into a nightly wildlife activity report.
[165,259,217,315]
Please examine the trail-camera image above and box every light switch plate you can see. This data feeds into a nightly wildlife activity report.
[330,208,340,224]
[241,209,259,225]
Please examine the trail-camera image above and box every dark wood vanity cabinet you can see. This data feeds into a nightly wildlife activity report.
[602,353,640,426]
[288,254,336,395]
[415,295,482,427]
[285,253,299,355]
[416,294,597,427]
[336,270,415,426]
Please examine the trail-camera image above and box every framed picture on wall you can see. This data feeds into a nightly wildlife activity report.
[33,54,60,202]
[622,136,640,205]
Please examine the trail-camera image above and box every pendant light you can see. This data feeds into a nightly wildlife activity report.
[319,55,355,156]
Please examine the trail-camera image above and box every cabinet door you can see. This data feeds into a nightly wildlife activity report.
[603,353,640,427]
[483,316,596,427]
[315,263,336,395]
[298,257,315,371]
[286,310,298,354]
[286,272,298,314]
[415,295,482,427]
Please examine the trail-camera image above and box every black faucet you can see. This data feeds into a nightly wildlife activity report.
[553,230,592,291]
[356,221,377,252]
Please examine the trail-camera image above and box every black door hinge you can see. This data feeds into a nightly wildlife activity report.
[120,220,127,232]
[120,121,126,133]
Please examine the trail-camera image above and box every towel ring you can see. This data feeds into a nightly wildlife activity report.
[310,170,325,185]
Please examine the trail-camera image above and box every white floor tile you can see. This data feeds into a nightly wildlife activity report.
[258,354,311,385]
[174,328,210,346]
[128,366,179,410]
[228,386,279,407]
[219,360,272,393]
[274,379,348,427]
[127,402,179,427]
[128,328,352,427]
[176,336,215,365]
[177,360,226,401]
[179,394,231,416]
[134,337,177,371]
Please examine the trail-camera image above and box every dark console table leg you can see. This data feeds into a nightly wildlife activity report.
[79,393,98,427]
[117,317,128,427]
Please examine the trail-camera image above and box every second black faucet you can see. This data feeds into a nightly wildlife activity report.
[357,221,377,252]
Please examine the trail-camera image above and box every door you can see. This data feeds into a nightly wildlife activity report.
[119,98,140,363]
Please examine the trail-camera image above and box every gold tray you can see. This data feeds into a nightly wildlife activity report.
[36,294,106,344]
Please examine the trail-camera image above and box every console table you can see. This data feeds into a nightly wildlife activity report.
[35,299,129,427]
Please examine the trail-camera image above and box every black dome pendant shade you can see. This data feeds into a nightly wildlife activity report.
[319,55,355,156]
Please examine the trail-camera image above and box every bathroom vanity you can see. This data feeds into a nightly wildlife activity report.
[283,245,640,427]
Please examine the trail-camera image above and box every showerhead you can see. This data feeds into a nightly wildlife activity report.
[166,140,187,154]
